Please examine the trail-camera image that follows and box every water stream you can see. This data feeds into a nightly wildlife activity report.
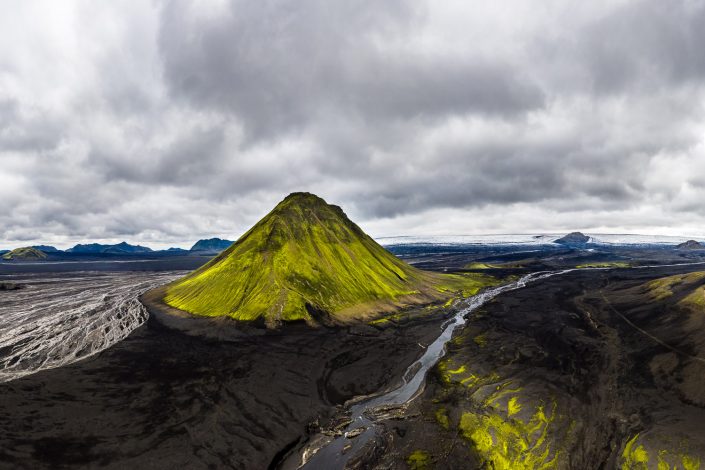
[0,272,181,383]
[298,270,570,469]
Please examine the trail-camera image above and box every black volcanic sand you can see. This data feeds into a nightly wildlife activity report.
[4,252,705,469]
[357,266,705,469]
[0,283,450,470]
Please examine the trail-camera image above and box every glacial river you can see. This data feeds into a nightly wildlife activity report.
[297,270,570,469]
[0,272,181,383]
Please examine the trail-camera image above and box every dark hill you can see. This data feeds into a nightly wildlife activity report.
[676,240,705,250]
[555,232,591,245]
[189,238,234,253]
[2,247,48,260]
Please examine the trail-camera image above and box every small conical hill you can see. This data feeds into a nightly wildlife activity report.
[164,192,493,326]
[2,247,47,260]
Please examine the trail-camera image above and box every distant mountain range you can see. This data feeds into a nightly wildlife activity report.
[60,239,231,254]
[1,238,235,260]
[4,233,705,262]
[67,241,154,254]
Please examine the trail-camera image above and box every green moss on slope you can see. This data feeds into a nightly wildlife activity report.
[2,247,47,260]
[434,356,574,469]
[620,434,701,470]
[164,193,497,326]
[407,450,431,469]
[645,272,705,301]
[575,261,631,269]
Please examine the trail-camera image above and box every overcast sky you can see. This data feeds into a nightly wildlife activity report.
[2,0,705,249]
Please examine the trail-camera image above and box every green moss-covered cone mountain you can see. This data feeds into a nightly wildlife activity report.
[164,192,495,326]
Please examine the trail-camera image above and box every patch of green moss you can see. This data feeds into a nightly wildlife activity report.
[368,311,406,326]
[645,272,705,301]
[466,262,501,269]
[435,407,450,430]
[508,397,522,417]
[458,400,563,469]
[437,358,571,469]
[482,381,523,409]
[437,358,499,389]
[447,365,467,375]
[407,450,430,470]
[621,435,701,470]
[436,272,501,298]
[622,434,649,469]
[165,192,500,326]
[466,261,526,269]
[369,302,457,326]
[683,455,702,470]
[680,286,705,308]
[473,334,488,347]
[576,261,631,269]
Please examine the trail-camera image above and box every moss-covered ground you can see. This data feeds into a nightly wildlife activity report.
[644,272,705,302]
[620,433,701,470]
[434,355,572,470]
[575,261,631,269]
[406,450,431,469]
[465,261,527,270]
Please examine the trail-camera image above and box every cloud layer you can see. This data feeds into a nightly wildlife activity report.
[2,0,705,248]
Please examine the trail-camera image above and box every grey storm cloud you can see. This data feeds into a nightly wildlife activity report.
[1,0,705,249]
[157,0,545,137]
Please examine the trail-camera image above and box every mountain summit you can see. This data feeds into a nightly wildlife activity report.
[164,192,490,327]
[555,232,591,245]
[676,240,705,250]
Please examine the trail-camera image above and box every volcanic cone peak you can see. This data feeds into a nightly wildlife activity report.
[555,232,591,245]
[164,192,492,328]
[676,240,705,250]
[246,192,364,248]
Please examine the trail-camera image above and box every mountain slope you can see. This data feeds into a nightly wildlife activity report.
[2,247,47,260]
[164,193,494,326]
